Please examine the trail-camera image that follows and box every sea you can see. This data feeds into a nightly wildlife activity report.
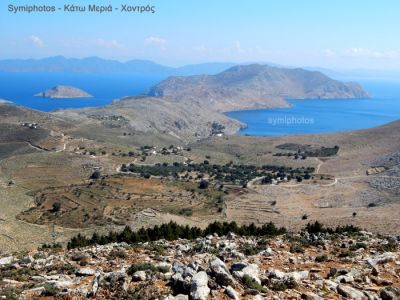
[0,72,399,136]
[226,80,400,136]
[0,72,164,112]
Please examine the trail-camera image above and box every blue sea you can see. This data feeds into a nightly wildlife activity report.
[226,80,400,136]
[0,72,165,112]
[0,73,399,136]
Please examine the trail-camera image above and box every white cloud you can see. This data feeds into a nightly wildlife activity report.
[322,48,335,57]
[235,41,244,54]
[192,42,274,58]
[94,38,125,49]
[193,45,208,54]
[192,44,230,55]
[29,35,45,48]
[144,36,167,50]
[344,48,399,59]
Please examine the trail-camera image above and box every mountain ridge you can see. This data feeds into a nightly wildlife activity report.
[147,64,369,112]
[0,56,236,76]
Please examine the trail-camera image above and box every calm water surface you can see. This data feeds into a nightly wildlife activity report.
[1,74,399,136]
[0,72,164,111]
[225,80,400,136]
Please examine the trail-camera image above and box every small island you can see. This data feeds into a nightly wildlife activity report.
[0,99,11,104]
[35,85,93,99]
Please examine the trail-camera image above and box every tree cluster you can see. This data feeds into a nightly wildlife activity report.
[67,221,286,249]
[120,161,314,186]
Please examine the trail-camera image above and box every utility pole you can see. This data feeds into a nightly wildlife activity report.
[51,224,58,245]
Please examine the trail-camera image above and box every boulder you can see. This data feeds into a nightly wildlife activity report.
[132,270,147,281]
[225,285,240,299]
[71,252,90,262]
[172,261,186,274]
[209,257,235,286]
[259,247,274,256]
[301,292,324,300]
[226,232,237,240]
[171,273,191,294]
[187,261,199,272]
[287,270,309,283]
[183,266,197,278]
[0,256,13,266]
[231,262,248,272]
[190,271,210,300]
[164,295,188,300]
[21,286,46,297]
[268,269,286,279]
[327,268,338,278]
[380,287,400,300]
[241,264,261,284]
[103,271,126,282]
[209,257,230,274]
[178,244,191,252]
[88,274,101,297]
[367,253,396,267]
[324,279,339,290]
[76,268,97,276]
[337,285,367,299]
[335,275,354,284]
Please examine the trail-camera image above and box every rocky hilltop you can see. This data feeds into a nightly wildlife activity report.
[57,96,244,143]
[148,64,369,112]
[0,229,399,299]
[35,85,92,99]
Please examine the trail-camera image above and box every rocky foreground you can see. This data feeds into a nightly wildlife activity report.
[0,231,399,299]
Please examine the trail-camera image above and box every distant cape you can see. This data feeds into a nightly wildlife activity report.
[0,99,12,104]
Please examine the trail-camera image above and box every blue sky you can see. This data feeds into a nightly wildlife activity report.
[1,0,400,69]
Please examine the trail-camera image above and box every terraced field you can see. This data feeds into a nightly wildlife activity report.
[18,175,226,228]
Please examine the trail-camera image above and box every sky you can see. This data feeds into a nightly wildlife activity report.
[1,0,400,69]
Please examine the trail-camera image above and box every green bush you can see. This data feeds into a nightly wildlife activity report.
[52,202,61,213]
[0,288,19,300]
[315,254,328,262]
[127,263,158,275]
[269,277,298,291]
[40,242,62,250]
[304,221,361,234]
[178,208,193,217]
[240,244,264,256]
[242,274,267,293]
[198,180,209,189]
[108,249,127,259]
[349,242,367,251]
[90,170,101,180]
[127,263,169,275]
[42,284,60,297]
[290,243,305,254]
[379,239,398,252]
